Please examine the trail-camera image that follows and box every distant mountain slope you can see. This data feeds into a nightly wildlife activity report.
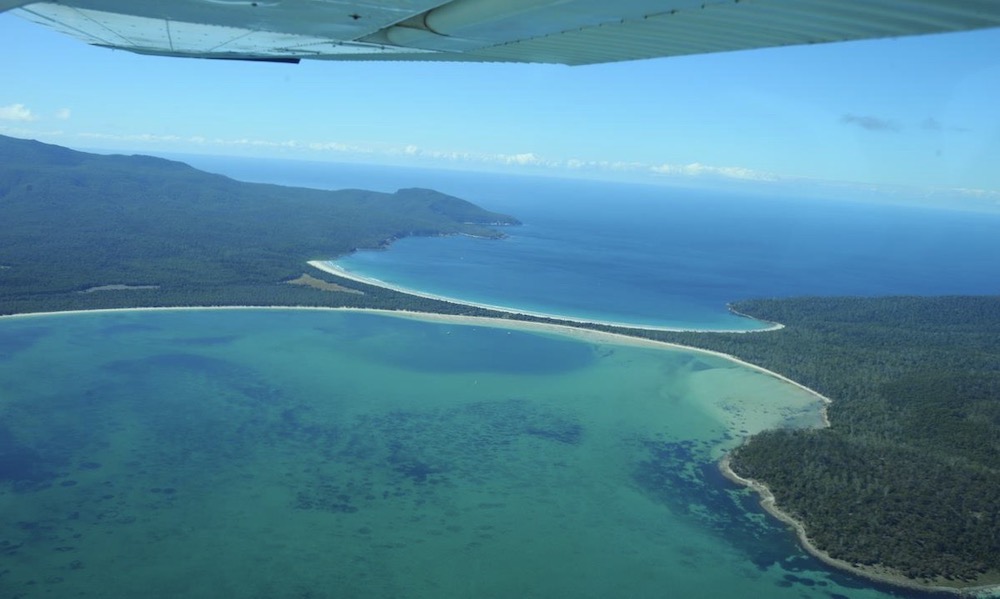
[0,135,518,313]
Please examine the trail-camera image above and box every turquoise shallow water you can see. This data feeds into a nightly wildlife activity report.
[0,309,926,598]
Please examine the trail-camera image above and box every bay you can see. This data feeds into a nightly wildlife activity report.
[179,155,1000,330]
[0,309,920,599]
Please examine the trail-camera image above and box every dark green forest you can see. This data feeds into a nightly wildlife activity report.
[0,135,518,314]
[3,135,998,589]
[643,297,1000,587]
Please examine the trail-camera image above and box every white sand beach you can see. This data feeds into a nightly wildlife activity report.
[307,260,784,334]
[0,303,825,430]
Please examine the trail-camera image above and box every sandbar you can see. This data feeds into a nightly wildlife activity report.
[308,260,784,334]
[0,303,825,428]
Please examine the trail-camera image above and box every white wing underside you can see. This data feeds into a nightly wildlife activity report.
[5,0,1000,65]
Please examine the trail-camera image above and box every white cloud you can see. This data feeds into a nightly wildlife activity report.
[38,129,783,184]
[391,147,561,169]
[952,187,1000,200]
[13,128,741,179]
[563,159,645,172]
[0,125,65,138]
[0,103,36,121]
[54,108,71,120]
[649,162,778,181]
[503,152,540,166]
[11,127,997,200]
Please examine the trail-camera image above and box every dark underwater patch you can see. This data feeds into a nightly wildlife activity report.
[100,351,285,408]
[525,420,583,444]
[94,322,160,338]
[687,360,716,372]
[106,352,230,373]
[0,325,49,360]
[173,335,240,347]
[357,321,596,375]
[0,425,60,490]
[633,438,820,582]
[293,398,584,515]
[101,352,253,386]
[171,335,240,347]
[631,438,948,598]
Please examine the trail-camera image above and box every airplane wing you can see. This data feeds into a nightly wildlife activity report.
[5,0,1000,66]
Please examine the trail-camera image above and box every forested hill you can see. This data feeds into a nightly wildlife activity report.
[642,296,1000,588]
[0,135,518,314]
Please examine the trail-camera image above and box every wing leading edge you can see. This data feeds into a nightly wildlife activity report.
[7,0,1000,65]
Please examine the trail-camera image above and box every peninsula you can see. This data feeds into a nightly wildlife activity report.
[0,135,519,316]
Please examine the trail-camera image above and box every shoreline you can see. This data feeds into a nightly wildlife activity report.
[0,302,824,415]
[719,456,1000,597]
[308,259,784,334]
[5,304,991,595]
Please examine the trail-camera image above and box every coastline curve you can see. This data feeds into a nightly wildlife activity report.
[308,260,784,334]
[6,303,987,596]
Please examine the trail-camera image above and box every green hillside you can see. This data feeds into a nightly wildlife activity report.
[642,296,1000,587]
[0,135,518,314]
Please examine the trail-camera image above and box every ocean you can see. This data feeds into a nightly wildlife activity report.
[3,155,992,598]
[183,155,1000,330]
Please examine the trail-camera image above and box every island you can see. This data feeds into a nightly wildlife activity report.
[2,134,998,594]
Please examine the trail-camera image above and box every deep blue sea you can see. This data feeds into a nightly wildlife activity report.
[182,155,1000,330]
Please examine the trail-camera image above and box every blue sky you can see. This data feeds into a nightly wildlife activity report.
[2,12,999,199]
